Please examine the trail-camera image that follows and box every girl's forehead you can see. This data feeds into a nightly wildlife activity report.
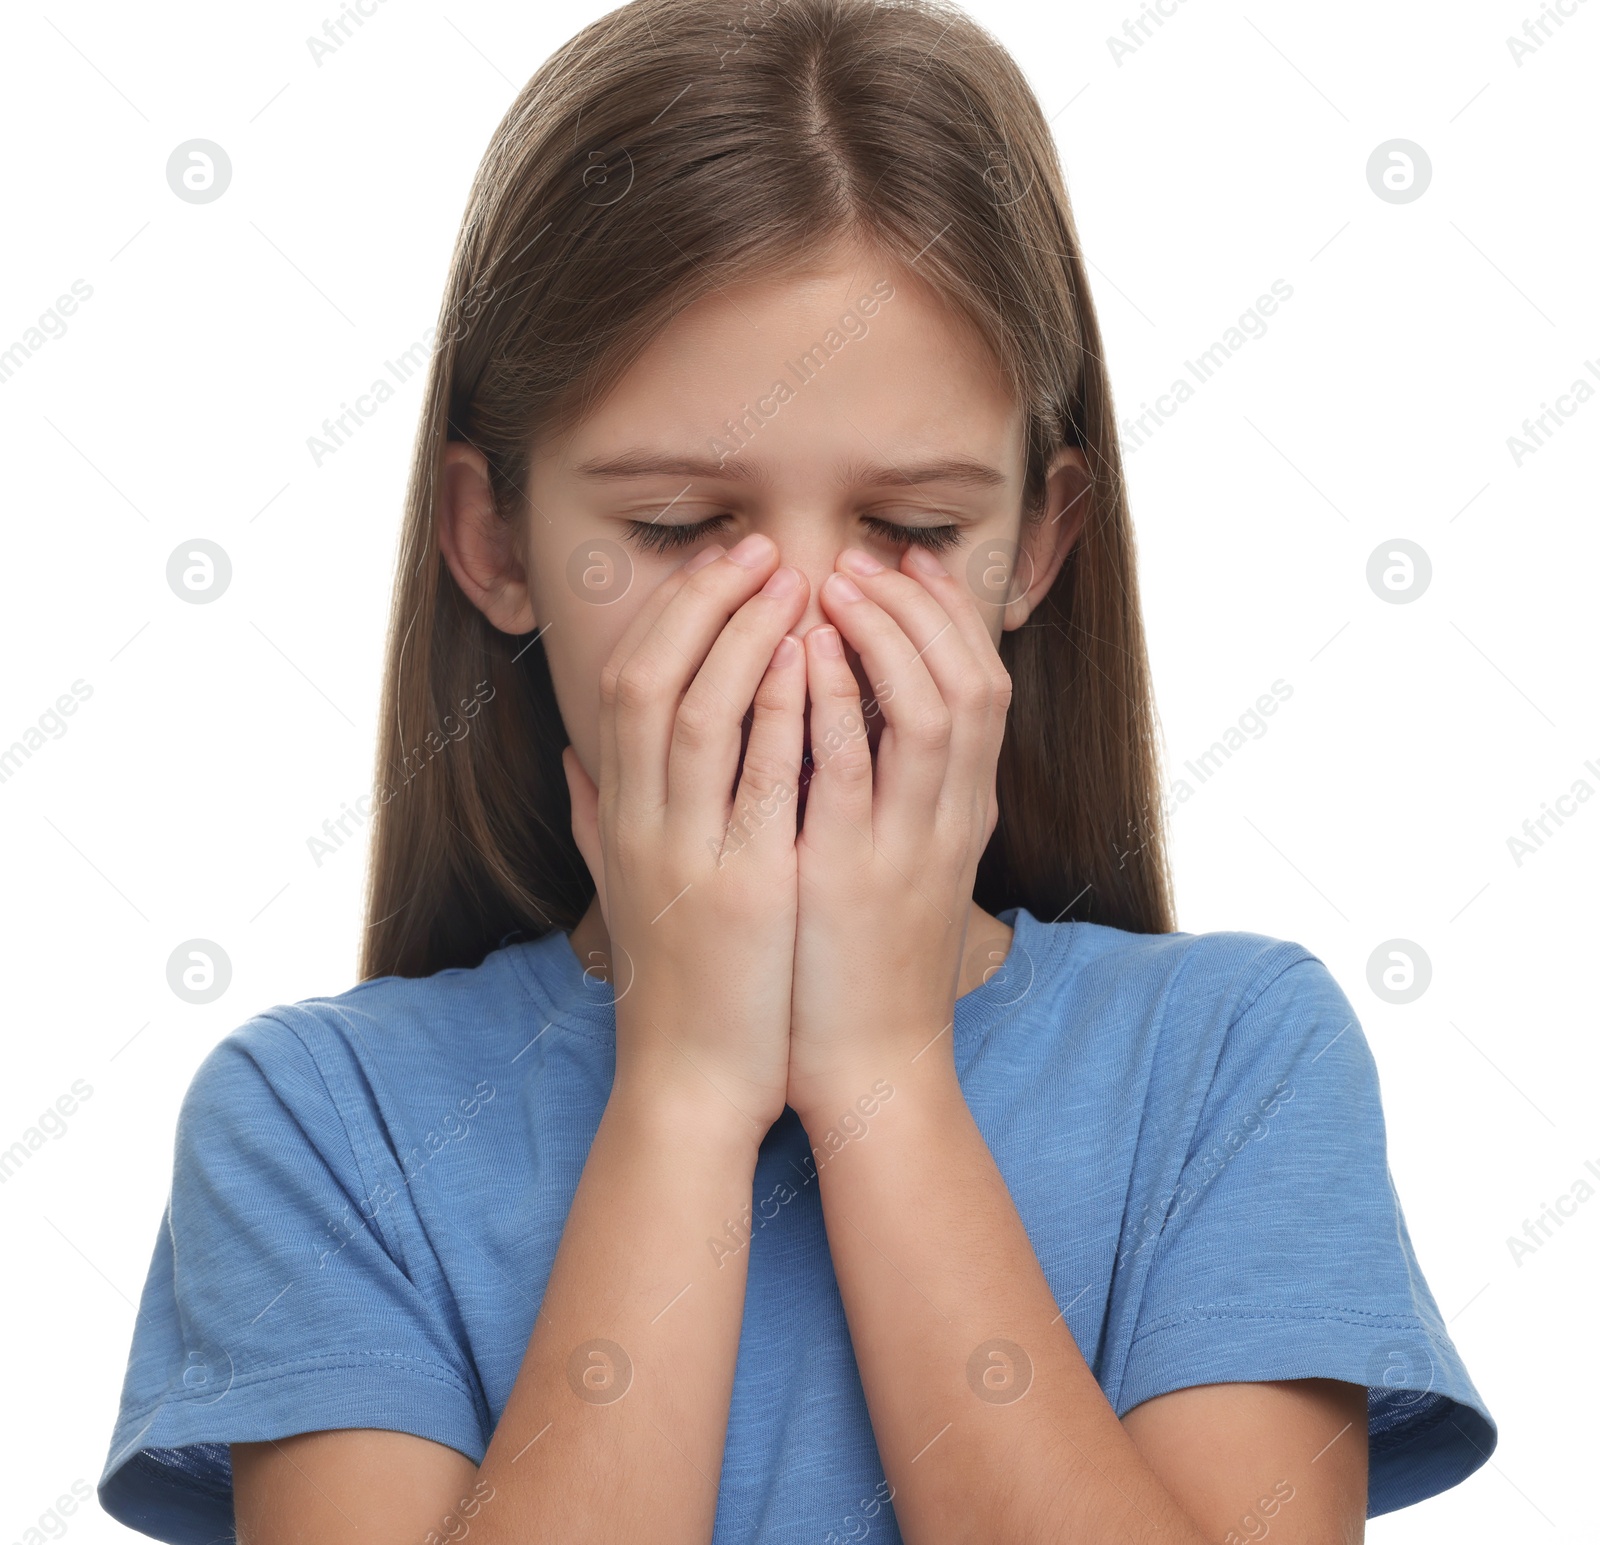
[539,267,1020,484]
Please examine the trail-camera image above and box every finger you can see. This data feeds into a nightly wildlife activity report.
[604,536,782,819]
[898,542,1014,687]
[561,744,607,928]
[816,566,951,846]
[719,631,805,867]
[890,546,1014,852]
[829,550,1008,846]
[800,621,874,850]
[665,560,808,844]
[598,546,729,825]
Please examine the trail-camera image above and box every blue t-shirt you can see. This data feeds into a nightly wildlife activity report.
[99,908,1496,1540]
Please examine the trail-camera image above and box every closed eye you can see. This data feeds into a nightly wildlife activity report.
[620,514,731,555]
[862,516,963,553]
[622,513,964,555]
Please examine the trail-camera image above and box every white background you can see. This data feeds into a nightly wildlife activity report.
[1,0,1594,1539]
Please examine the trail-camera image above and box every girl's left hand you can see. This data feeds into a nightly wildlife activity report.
[785,544,1012,1129]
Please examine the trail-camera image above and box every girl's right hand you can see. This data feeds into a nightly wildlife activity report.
[562,534,810,1139]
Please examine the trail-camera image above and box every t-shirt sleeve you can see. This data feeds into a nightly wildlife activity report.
[98,1010,489,1543]
[1112,948,1497,1518]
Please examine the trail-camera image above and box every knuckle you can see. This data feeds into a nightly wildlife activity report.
[811,714,863,764]
[953,671,992,715]
[911,706,953,751]
[824,685,866,725]
[736,748,792,792]
[751,662,796,713]
[612,659,662,715]
[673,691,718,747]
[829,731,873,779]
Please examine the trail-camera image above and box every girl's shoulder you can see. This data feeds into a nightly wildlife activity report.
[998,907,1352,1066]
[177,928,610,1147]
[1051,911,1326,999]
[961,913,1376,1178]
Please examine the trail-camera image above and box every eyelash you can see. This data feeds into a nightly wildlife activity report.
[622,513,964,556]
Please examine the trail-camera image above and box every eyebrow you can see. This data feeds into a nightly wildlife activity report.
[571,450,759,482]
[569,449,1009,490]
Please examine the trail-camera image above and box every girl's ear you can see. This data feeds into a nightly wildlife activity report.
[1000,447,1093,633]
[437,440,538,634]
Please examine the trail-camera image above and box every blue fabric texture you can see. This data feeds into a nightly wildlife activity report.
[99,908,1496,1540]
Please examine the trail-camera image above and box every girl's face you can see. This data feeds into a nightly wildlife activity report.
[438,243,1089,802]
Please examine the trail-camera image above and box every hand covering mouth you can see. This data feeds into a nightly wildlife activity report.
[732,699,881,808]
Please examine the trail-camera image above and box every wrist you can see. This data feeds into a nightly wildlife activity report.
[605,1071,767,1169]
[790,1054,963,1145]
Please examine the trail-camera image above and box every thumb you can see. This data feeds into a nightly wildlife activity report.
[561,744,608,927]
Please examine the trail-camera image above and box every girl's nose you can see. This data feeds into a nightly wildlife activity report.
[765,532,860,638]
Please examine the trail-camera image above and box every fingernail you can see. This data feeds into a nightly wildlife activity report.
[773,634,800,665]
[810,626,844,657]
[840,547,884,575]
[727,533,774,568]
[683,544,724,573]
[905,546,945,577]
[760,565,799,597]
[826,572,864,603]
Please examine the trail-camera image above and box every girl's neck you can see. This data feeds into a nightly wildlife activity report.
[565,895,1015,1003]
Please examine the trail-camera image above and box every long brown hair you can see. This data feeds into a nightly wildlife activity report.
[360,0,1175,981]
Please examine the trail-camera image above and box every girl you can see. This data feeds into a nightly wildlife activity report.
[99,0,1495,1540]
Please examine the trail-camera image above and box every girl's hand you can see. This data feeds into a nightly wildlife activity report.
[563,535,810,1138]
[786,546,1010,1127]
